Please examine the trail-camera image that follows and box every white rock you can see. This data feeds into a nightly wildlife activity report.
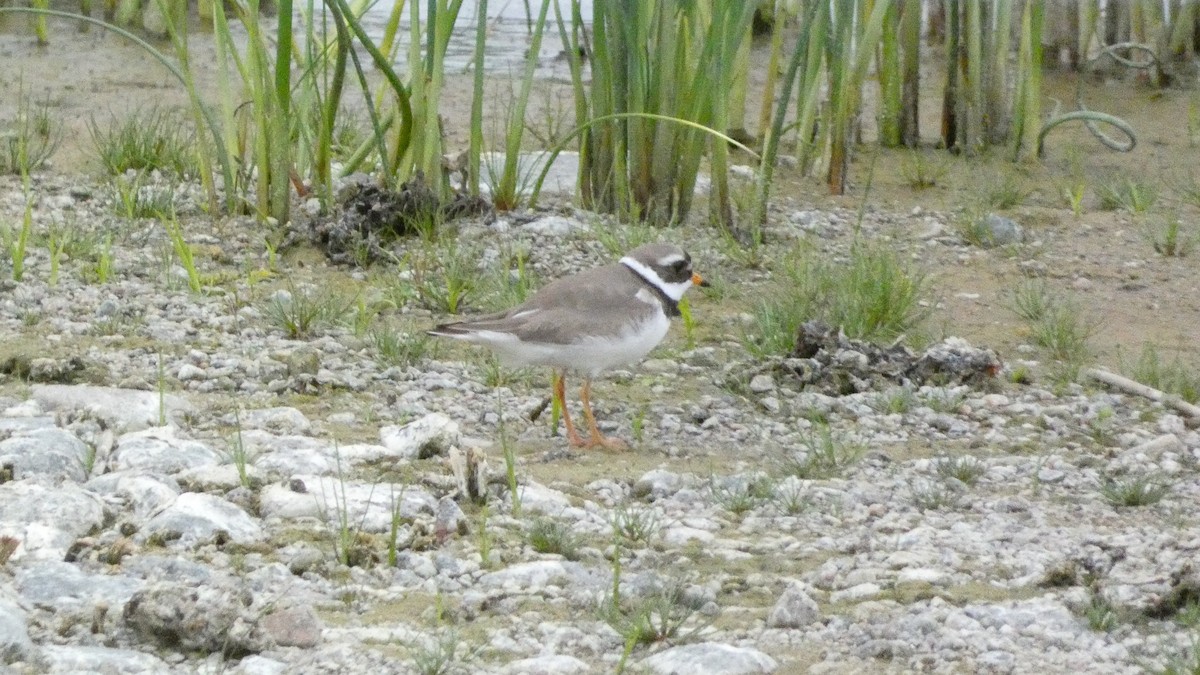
[85,471,180,519]
[0,427,90,481]
[177,364,206,381]
[31,384,193,432]
[259,476,436,532]
[503,654,591,675]
[749,374,775,394]
[40,645,170,674]
[0,599,34,663]
[766,583,821,628]
[239,407,312,434]
[380,413,461,460]
[110,426,222,475]
[640,642,778,675]
[0,481,106,560]
[142,492,264,546]
[896,567,947,585]
[517,481,574,515]
[830,582,882,603]
[662,526,715,546]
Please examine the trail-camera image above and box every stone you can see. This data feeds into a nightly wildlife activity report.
[0,480,105,560]
[517,482,574,515]
[258,477,436,532]
[237,407,312,435]
[0,599,34,663]
[502,654,591,674]
[766,583,821,628]
[380,413,461,460]
[142,492,264,547]
[109,427,222,474]
[261,605,323,649]
[748,374,775,394]
[15,560,143,610]
[123,580,265,655]
[85,471,180,519]
[979,214,1024,247]
[0,427,91,481]
[640,642,778,674]
[40,645,171,674]
[632,469,683,500]
[31,384,193,432]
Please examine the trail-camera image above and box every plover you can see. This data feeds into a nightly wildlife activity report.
[429,243,706,449]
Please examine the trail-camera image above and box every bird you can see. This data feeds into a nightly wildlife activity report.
[428,243,707,450]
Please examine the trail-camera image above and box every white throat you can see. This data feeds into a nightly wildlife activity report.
[620,256,692,302]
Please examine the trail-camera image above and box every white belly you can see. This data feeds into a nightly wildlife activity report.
[477,311,671,375]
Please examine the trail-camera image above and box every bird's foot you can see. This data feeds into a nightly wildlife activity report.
[587,433,629,451]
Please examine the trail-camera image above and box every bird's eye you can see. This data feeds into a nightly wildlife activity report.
[672,260,688,272]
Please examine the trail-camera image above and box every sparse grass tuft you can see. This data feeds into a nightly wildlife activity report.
[1009,279,1054,323]
[372,326,436,367]
[778,424,864,480]
[935,455,987,485]
[227,410,256,489]
[910,479,960,510]
[601,582,711,648]
[924,388,966,413]
[610,504,661,547]
[873,386,918,414]
[1096,177,1156,214]
[88,107,197,177]
[1010,281,1096,371]
[262,283,353,339]
[771,480,811,516]
[1060,179,1087,216]
[1175,173,1200,209]
[526,516,583,560]
[1122,345,1200,404]
[746,242,927,357]
[592,219,659,259]
[1084,592,1119,632]
[900,149,947,189]
[954,211,995,247]
[1149,218,1196,258]
[1099,474,1170,507]
[478,246,539,312]
[110,172,178,220]
[411,243,478,315]
[983,173,1030,209]
[1029,301,1095,365]
[411,630,468,675]
[1159,642,1200,675]
[0,86,60,175]
[1175,601,1200,629]
[709,474,773,516]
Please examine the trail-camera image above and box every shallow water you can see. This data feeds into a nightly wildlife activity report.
[326,0,590,78]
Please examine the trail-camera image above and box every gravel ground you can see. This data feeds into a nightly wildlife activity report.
[0,172,1198,674]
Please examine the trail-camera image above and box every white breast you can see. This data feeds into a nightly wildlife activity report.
[573,309,671,375]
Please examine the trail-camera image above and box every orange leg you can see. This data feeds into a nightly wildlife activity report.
[580,378,629,450]
[553,370,587,447]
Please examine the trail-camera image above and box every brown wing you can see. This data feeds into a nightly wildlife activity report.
[432,264,648,344]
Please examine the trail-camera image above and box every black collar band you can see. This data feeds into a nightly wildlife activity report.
[621,263,681,317]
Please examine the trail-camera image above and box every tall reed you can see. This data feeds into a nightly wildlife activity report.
[579,0,758,225]
[825,0,888,194]
[1010,0,1044,161]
